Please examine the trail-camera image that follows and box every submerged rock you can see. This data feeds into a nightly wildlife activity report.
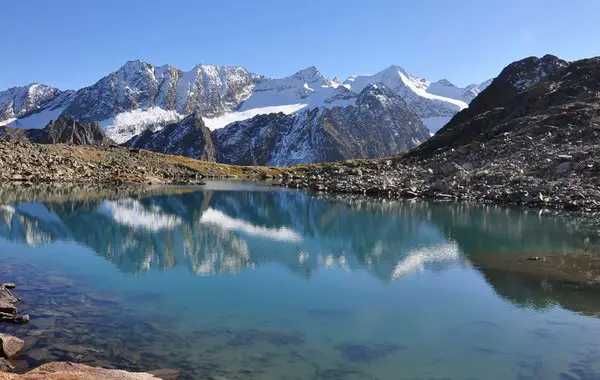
[334,342,402,363]
[0,284,24,324]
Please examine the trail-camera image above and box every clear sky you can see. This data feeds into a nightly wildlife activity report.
[2,0,599,90]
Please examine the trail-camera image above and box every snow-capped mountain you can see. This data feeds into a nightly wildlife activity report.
[215,83,431,165]
[61,60,259,143]
[0,84,74,128]
[1,60,491,163]
[343,66,487,132]
[128,84,431,166]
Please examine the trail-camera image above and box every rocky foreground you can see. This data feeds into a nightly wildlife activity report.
[0,362,178,380]
[281,56,600,213]
[0,141,284,185]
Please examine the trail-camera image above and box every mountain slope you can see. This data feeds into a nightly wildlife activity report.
[126,113,216,161]
[342,66,490,132]
[412,54,569,156]
[0,115,112,145]
[61,60,258,143]
[214,84,430,166]
[0,84,74,129]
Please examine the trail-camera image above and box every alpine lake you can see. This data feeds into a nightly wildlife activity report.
[1,181,600,380]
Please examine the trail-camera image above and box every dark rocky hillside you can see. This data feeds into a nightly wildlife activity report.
[125,113,217,161]
[0,116,112,146]
[412,54,569,156]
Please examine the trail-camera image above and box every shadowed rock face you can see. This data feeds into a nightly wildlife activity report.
[0,116,112,146]
[125,113,216,161]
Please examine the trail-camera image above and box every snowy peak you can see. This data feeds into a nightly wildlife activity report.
[2,59,495,139]
[427,78,492,103]
[434,79,455,87]
[356,83,404,110]
[292,66,325,83]
[462,79,493,100]
[0,83,65,122]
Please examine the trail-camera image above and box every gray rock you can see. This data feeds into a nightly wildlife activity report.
[0,334,24,358]
[555,161,571,174]
[0,357,14,372]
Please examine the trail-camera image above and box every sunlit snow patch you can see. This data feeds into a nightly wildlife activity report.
[0,107,66,129]
[202,104,307,130]
[199,208,302,242]
[98,199,182,231]
[100,107,183,144]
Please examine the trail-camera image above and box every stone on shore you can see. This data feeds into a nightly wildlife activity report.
[0,362,180,379]
[0,334,24,359]
[0,359,13,372]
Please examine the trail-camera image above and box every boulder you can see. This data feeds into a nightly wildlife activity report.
[440,163,463,176]
[555,161,571,175]
[10,362,180,379]
[0,334,24,358]
[0,358,13,372]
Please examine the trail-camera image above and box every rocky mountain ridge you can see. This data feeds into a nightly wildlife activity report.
[127,84,431,165]
[0,60,490,151]
[0,116,112,146]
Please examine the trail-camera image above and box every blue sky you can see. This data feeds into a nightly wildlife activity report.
[2,0,599,90]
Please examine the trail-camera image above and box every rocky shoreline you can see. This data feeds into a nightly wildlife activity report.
[0,141,285,186]
[278,135,600,213]
[0,282,179,379]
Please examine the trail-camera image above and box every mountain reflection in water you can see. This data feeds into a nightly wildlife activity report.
[1,183,600,314]
[2,183,600,379]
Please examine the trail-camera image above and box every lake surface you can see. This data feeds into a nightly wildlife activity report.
[1,182,600,379]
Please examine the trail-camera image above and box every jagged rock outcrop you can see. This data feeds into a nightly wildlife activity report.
[214,84,430,166]
[0,116,112,146]
[63,60,257,122]
[213,112,294,166]
[126,113,216,161]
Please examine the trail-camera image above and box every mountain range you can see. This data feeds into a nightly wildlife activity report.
[0,62,490,165]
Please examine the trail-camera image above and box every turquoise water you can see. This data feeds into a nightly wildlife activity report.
[1,182,600,379]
